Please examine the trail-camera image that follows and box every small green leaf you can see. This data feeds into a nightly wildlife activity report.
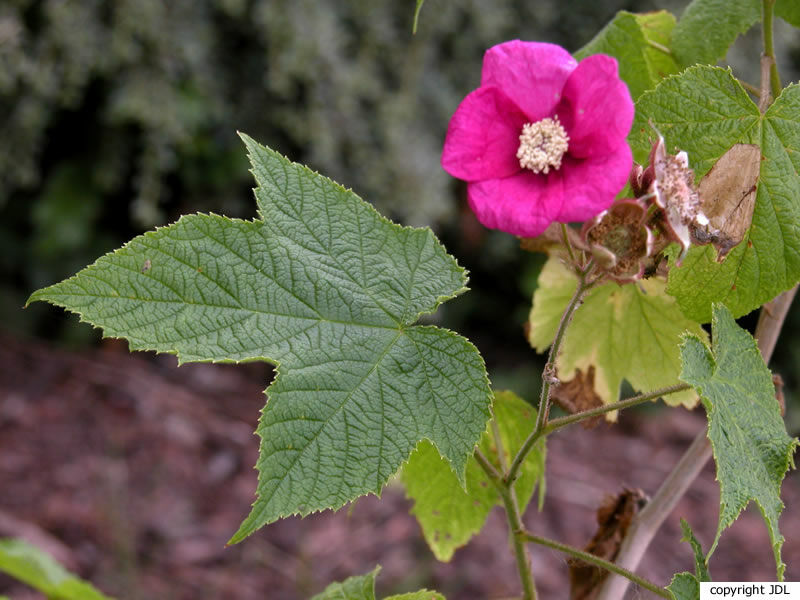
[575,11,680,100]
[386,592,445,600]
[528,256,704,410]
[312,567,380,600]
[312,567,445,600]
[0,538,113,600]
[679,519,711,582]
[28,134,492,543]
[671,0,760,67]
[777,0,800,27]
[668,573,700,600]
[401,390,545,561]
[631,67,800,323]
[679,303,798,579]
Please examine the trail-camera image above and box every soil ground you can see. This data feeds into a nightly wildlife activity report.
[1,333,798,599]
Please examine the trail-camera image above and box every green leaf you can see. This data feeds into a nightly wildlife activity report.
[401,390,545,561]
[671,0,760,67]
[386,592,445,600]
[28,134,492,544]
[528,256,704,410]
[668,573,700,600]
[311,567,445,600]
[679,519,711,582]
[777,0,800,27]
[0,538,113,600]
[631,67,800,322]
[312,567,380,600]
[679,303,798,579]
[575,11,680,100]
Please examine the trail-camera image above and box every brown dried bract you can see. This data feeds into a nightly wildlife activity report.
[691,143,761,261]
[568,488,648,600]
[551,366,604,429]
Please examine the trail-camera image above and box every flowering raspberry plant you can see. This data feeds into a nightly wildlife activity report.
[17,3,800,600]
[441,40,634,237]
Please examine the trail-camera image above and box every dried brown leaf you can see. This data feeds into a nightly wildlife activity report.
[568,488,647,600]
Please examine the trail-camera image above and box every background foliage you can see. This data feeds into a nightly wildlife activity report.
[3,0,799,404]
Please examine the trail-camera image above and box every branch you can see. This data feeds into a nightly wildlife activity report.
[507,263,595,485]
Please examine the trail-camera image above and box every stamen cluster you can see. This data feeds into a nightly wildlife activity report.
[516,117,569,174]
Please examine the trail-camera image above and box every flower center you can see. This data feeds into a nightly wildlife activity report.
[516,116,569,174]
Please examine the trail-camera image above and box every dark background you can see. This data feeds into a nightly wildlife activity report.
[2,1,800,598]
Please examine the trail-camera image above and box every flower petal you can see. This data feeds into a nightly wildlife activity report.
[441,86,528,181]
[553,142,633,222]
[556,55,634,159]
[467,172,564,237]
[481,40,577,122]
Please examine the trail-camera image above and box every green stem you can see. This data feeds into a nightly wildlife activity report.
[762,0,781,100]
[474,450,537,599]
[561,223,577,266]
[519,531,671,599]
[474,448,503,486]
[543,383,691,434]
[507,265,595,485]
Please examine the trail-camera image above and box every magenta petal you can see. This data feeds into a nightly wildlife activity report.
[467,172,563,237]
[441,87,527,181]
[481,40,577,122]
[553,143,633,223]
[556,55,634,159]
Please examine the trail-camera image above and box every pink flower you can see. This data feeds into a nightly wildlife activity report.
[441,40,634,237]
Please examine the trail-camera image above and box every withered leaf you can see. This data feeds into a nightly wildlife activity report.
[552,366,604,429]
[691,143,761,261]
[568,488,648,600]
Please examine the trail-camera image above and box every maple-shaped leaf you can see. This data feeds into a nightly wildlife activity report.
[575,10,680,100]
[630,66,800,322]
[671,0,760,67]
[27,134,492,543]
[401,390,546,561]
[680,303,798,579]
[528,256,704,413]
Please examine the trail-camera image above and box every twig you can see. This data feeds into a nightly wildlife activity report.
[474,449,537,599]
[506,263,595,486]
[543,383,691,434]
[519,530,671,599]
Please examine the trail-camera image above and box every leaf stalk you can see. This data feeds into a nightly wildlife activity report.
[519,530,672,599]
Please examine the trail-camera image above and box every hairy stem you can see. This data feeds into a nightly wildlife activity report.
[762,0,782,101]
[507,264,594,485]
[543,383,691,434]
[561,223,577,266]
[519,530,672,599]
[597,287,797,599]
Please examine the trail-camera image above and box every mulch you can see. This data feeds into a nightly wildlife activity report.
[1,333,797,599]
